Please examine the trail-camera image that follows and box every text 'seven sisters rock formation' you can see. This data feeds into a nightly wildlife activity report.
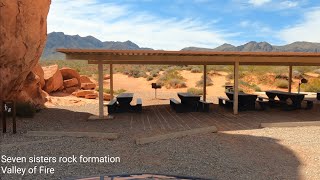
[0,0,51,106]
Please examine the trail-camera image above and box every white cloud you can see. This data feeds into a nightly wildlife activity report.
[278,8,320,43]
[47,0,233,50]
[248,0,271,6]
[280,1,298,8]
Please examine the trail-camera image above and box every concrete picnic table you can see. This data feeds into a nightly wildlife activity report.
[177,92,201,112]
[116,93,134,112]
[265,90,306,109]
[226,92,258,111]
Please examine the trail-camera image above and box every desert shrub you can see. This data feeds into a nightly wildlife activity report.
[196,75,213,87]
[150,70,160,77]
[157,69,186,88]
[167,79,187,88]
[96,88,126,95]
[292,70,303,79]
[127,68,147,78]
[275,74,288,80]
[15,102,36,118]
[191,67,201,73]
[314,69,320,74]
[146,76,153,81]
[301,79,320,92]
[275,79,289,89]
[239,80,262,92]
[187,88,203,95]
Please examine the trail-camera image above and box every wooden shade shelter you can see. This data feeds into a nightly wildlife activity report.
[57,49,320,119]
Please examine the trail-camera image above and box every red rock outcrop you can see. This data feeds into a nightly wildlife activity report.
[43,65,63,93]
[60,68,81,88]
[80,75,93,84]
[33,63,45,88]
[63,78,79,88]
[0,0,51,103]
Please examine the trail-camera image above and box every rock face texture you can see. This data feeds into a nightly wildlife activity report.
[43,65,63,93]
[0,0,51,103]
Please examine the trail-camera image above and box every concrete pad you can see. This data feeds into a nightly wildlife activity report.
[25,131,119,140]
[261,121,320,128]
[136,126,218,145]
[88,115,114,120]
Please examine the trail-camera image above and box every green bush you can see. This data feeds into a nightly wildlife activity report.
[150,70,159,77]
[187,88,203,95]
[301,79,320,92]
[15,102,36,118]
[146,76,153,81]
[275,79,289,89]
[156,69,186,88]
[127,68,147,78]
[191,67,201,73]
[196,75,213,87]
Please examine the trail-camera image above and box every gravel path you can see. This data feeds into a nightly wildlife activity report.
[1,104,320,180]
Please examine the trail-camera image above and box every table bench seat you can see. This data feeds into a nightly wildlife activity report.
[135,98,142,113]
[198,100,212,112]
[107,99,118,114]
[170,98,184,113]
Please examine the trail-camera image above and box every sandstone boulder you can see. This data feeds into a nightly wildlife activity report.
[85,94,98,99]
[0,0,51,102]
[43,65,63,93]
[72,90,96,98]
[80,75,93,83]
[60,67,81,87]
[81,83,96,90]
[33,63,45,88]
[104,75,110,80]
[16,71,47,109]
[103,93,112,101]
[63,78,79,88]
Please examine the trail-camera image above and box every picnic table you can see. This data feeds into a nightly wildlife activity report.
[265,90,306,109]
[177,92,201,112]
[225,92,258,111]
[107,93,142,114]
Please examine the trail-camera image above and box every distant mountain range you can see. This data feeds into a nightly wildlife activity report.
[41,32,320,60]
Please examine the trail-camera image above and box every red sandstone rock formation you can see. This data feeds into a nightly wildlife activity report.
[43,65,63,93]
[0,0,51,105]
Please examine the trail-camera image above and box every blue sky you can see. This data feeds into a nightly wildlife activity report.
[48,0,320,50]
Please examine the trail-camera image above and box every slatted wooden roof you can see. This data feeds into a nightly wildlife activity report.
[57,49,320,66]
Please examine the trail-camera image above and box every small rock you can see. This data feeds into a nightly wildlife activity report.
[104,75,110,80]
[103,93,112,101]
[73,90,96,98]
[60,67,81,87]
[85,94,98,99]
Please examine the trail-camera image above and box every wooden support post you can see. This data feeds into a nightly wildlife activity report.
[2,101,6,133]
[288,65,293,93]
[12,101,16,134]
[110,64,114,100]
[98,62,104,118]
[233,61,239,115]
[203,65,207,101]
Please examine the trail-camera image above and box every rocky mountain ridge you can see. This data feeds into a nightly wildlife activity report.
[42,32,320,60]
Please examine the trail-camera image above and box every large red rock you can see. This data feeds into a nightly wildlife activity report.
[43,64,63,93]
[60,67,81,87]
[16,71,48,109]
[80,75,93,83]
[63,78,79,88]
[0,0,51,102]
[33,63,45,88]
